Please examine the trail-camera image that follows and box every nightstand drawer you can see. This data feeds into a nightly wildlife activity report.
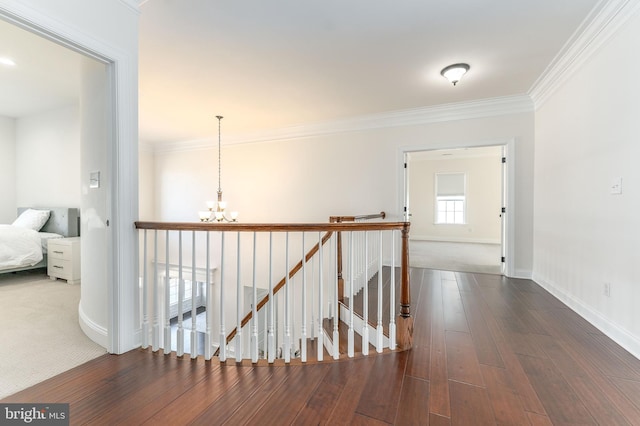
[48,259,72,280]
[47,237,81,284]
[48,244,73,260]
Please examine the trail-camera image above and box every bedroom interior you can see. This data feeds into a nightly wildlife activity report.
[0,15,110,394]
[0,207,106,398]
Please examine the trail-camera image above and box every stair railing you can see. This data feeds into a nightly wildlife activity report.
[135,219,411,363]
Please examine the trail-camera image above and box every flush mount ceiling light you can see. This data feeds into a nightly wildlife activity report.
[440,63,469,86]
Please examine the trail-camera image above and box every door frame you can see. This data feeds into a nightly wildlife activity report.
[0,3,139,353]
[399,138,515,277]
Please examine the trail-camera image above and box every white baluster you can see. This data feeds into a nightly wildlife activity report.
[251,232,258,363]
[362,231,369,356]
[301,232,307,363]
[348,231,354,357]
[177,231,184,357]
[142,230,149,349]
[235,232,242,362]
[191,231,198,359]
[376,230,383,353]
[389,230,396,350]
[267,233,275,363]
[310,255,315,341]
[152,230,159,351]
[317,232,324,362]
[163,231,171,354]
[219,232,226,361]
[284,232,291,363]
[205,232,212,360]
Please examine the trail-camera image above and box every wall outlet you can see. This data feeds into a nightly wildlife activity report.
[603,282,611,297]
[610,177,622,195]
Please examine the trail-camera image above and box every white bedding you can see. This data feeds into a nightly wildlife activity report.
[0,224,43,271]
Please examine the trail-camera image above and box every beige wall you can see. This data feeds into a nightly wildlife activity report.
[409,152,502,243]
[152,111,534,277]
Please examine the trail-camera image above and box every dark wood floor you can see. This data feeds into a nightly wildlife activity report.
[4,269,640,425]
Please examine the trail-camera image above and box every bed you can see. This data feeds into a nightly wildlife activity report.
[0,207,80,274]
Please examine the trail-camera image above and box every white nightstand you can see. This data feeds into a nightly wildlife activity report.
[48,237,81,284]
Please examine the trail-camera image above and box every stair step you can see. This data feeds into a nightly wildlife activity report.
[342,266,401,337]
[322,317,375,355]
[301,336,330,362]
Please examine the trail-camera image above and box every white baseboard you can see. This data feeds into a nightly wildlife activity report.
[511,269,532,279]
[410,236,501,244]
[79,303,109,350]
[533,274,640,360]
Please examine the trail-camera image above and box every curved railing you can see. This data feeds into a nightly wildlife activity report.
[135,218,412,363]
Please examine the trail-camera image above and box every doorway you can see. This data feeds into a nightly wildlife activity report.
[0,10,115,348]
[405,145,506,275]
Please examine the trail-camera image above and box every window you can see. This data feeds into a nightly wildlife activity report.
[435,172,466,224]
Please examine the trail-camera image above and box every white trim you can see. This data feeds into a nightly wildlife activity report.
[529,0,640,108]
[400,138,516,278]
[118,0,141,14]
[79,304,109,349]
[533,274,640,360]
[153,95,533,153]
[513,269,533,280]
[411,236,501,245]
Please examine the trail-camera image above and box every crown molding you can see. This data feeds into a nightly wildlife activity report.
[118,0,141,13]
[529,0,640,108]
[153,95,533,153]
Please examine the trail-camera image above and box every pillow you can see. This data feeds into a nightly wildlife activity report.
[12,209,51,231]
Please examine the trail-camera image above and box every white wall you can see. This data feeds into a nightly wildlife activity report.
[138,146,156,221]
[79,57,110,348]
[154,111,534,276]
[409,154,502,243]
[533,8,640,357]
[15,106,80,208]
[0,116,15,223]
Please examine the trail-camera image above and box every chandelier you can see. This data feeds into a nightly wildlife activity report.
[199,115,238,222]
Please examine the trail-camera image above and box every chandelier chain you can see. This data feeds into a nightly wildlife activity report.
[216,115,223,193]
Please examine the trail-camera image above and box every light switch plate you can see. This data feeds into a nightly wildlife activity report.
[90,171,100,189]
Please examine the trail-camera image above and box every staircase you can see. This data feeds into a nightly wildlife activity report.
[135,213,413,363]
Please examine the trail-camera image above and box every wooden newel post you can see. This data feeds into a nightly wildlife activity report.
[397,222,413,350]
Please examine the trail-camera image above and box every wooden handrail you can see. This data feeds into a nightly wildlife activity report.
[135,221,401,232]
[329,211,385,223]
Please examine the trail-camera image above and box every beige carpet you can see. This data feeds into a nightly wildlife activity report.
[410,240,502,274]
[0,270,106,400]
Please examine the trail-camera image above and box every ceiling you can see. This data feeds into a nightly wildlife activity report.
[0,21,81,118]
[1,1,602,144]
